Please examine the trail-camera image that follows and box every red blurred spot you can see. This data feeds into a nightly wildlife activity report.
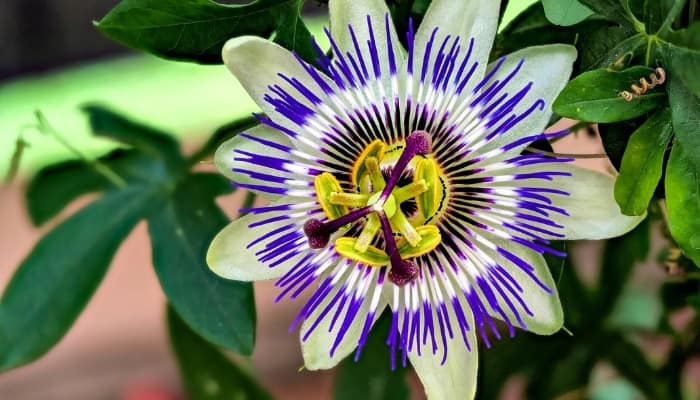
[121,381,181,400]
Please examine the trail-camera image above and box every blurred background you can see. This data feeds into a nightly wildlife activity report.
[1,0,696,399]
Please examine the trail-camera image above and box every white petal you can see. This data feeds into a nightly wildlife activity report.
[482,44,577,154]
[329,0,403,64]
[550,165,645,240]
[206,196,301,281]
[488,239,563,335]
[222,36,326,121]
[410,307,478,400]
[413,0,500,91]
[301,282,388,370]
[214,124,292,201]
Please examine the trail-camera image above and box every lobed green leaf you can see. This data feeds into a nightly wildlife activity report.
[0,186,157,371]
[553,66,666,122]
[82,104,184,170]
[495,3,610,61]
[95,0,314,65]
[660,39,700,98]
[640,0,686,34]
[668,76,700,169]
[25,149,164,225]
[167,306,272,400]
[665,144,700,267]
[599,118,643,170]
[25,160,114,226]
[577,31,645,72]
[541,0,594,26]
[333,314,409,400]
[614,108,673,216]
[579,0,636,25]
[149,173,255,355]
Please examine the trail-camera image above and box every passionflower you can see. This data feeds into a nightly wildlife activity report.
[207,0,644,398]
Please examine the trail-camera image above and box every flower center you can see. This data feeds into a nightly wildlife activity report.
[303,131,446,286]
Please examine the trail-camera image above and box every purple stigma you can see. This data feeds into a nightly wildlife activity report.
[379,212,419,286]
[303,206,374,249]
[304,219,330,249]
[380,130,432,201]
[407,130,433,155]
[388,259,419,286]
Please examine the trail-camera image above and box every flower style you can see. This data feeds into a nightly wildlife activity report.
[207,0,644,398]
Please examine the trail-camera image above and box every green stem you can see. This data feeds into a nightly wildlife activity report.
[4,135,30,184]
[34,110,127,188]
[621,1,646,33]
[645,36,655,66]
[690,0,697,25]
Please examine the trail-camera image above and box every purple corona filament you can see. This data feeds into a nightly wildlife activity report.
[226,11,574,368]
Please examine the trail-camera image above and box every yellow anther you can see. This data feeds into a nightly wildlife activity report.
[393,179,428,203]
[354,214,381,252]
[415,158,443,220]
[391,210,422,247]
[314,172,349,219]
[329,192,369,208]
[351,140,386,187]
[365,156,386,191]
[398,225,441,259]
[335,237,389,266]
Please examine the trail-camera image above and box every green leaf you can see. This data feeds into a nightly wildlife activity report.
[542,0,594,26]
[0,186,156,371]
[167,306,272,400]
[577,31,645,72]
[614,108,673,215]
[495,3,609,59]
[96,0,313,65]
[82,104,183,168]
[642,0,686,33]
[553,66,666,122]
[149,173,255,355]
[599,118,642,170]
[664,22,700,49]
[25,160,112,226]
[660,39,700,97]
[665,143,700,267]
[388,0,420,49]
[669,76,700,170]
[24,149,161,225]
[333,314,409,400]
[272,2,317,67]
[579,0,635,25]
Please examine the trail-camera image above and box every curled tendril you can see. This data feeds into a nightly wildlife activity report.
[619,67,666,101]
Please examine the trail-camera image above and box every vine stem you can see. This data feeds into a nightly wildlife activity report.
[525,149,609,159]
[33,110,127,188]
